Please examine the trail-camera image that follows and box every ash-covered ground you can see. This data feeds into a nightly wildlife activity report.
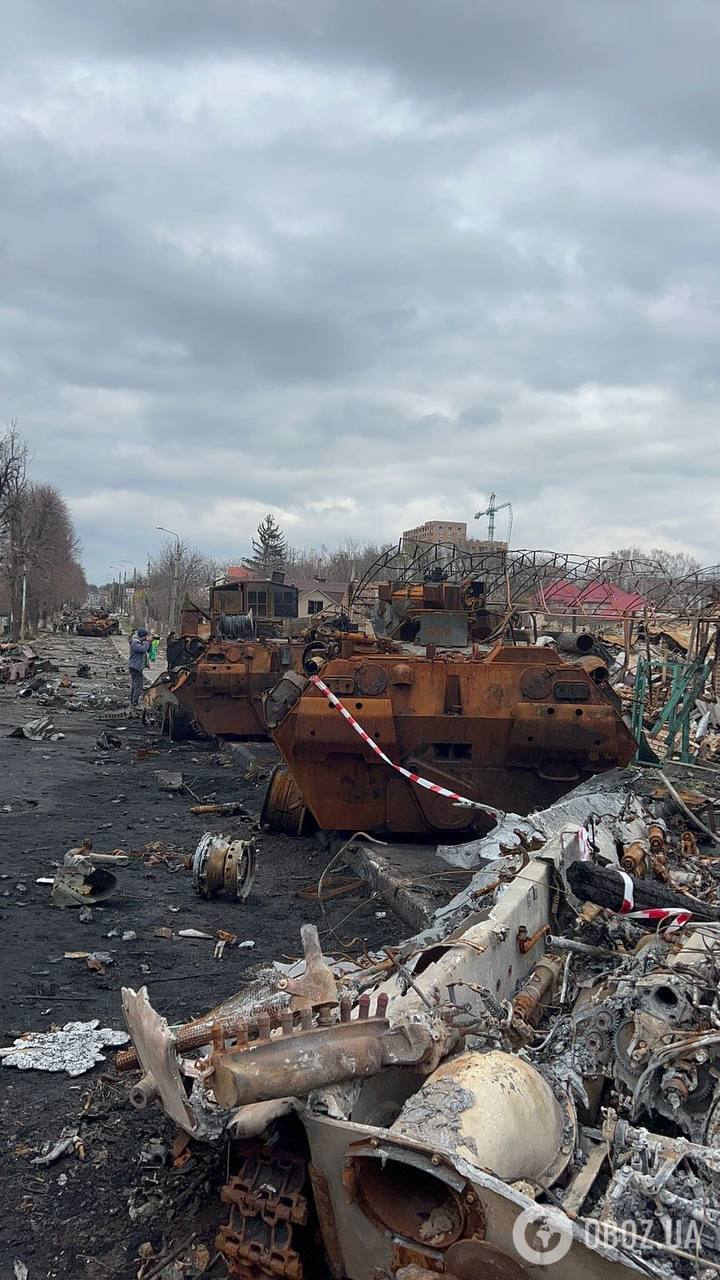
[0,633,397,1278]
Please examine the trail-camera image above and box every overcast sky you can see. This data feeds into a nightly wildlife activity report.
[2,1,719,581]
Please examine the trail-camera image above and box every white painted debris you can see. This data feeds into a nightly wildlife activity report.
[0,1019,128,1076]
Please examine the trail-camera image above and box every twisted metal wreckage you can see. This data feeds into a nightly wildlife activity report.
[122,766,720,1280]
[120,546,720,1277]
[147,545,720,757]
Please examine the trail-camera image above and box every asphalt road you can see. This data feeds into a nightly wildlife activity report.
[0,632,395,1278]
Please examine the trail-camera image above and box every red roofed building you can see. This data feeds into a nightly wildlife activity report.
[539,579,648,618]
[225,565,254,581]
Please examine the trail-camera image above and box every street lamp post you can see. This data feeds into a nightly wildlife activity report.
[156,526,181,633]
[19,563,27,641]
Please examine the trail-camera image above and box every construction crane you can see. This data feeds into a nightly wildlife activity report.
[474,493,513,544]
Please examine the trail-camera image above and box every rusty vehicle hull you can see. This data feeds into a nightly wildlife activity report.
[164,638,305,738]
[266,645,637,837]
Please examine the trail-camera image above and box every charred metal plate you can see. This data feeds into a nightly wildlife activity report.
[263,671,306,729]
[519,668,554,700]
[554,681,590,702]
[323,677,356,696]
[416,610,469,648]
[355,663,388,696]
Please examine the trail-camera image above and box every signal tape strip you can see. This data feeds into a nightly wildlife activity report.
[309,674,500,816]
[618,869,691,932]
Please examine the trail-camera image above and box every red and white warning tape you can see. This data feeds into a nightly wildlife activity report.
[309,674,500,817]
[617,869,692,932]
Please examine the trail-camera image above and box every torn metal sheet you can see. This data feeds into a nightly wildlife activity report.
[121,765,720,1278]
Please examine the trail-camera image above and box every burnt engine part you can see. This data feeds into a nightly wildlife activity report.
[191,833,256,901]
[571,936,720,1141]
[210,995,433,1109]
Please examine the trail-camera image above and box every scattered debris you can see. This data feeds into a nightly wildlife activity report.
[189,800,247,816]
[1,1019,128,1075]
[50,844,121,907]
[31,1127,84,1166]
[8,715,63,742]
[0,641,36,685]
[121,769,720,1277]
[155,770,184,791]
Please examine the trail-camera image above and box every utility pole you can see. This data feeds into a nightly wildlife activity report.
[156,526,181,633]
[19,564,27,641]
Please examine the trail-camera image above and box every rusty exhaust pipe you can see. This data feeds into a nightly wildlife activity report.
[577,655,610,684]
[554,632,595,654]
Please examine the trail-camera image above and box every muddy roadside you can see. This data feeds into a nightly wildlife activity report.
[0,634,396,1278]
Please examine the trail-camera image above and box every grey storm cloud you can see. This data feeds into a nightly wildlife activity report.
[1,0,719,579]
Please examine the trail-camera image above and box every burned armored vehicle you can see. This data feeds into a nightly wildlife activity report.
[74,607,121,637]
[263,632,636,838]
[146,575,302,738]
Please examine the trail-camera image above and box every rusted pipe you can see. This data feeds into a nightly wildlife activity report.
[517,924,550,954]
[555,632,595,654]
[129,1073,159,1110]
[621,839,650,877]
[577,654,610,684]
[513,955,565,1024]
[210,1009,432,1109]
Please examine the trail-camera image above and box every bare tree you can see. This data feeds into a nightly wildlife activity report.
[4,484,85,635]
[607,545,702,581]
[0,423,30,631]
[0,421,28,534]
[283,538,392,584]
[147,539,219,631]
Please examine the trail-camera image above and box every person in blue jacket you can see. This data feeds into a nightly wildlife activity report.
[128,627,150,706]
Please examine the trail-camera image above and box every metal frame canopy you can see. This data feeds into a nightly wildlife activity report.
[350,543,720,623]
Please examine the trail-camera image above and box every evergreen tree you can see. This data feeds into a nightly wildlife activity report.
[244,513,288,573]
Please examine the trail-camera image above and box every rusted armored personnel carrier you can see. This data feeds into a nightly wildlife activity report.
[264,635,636,838]
[147,575,302,738]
